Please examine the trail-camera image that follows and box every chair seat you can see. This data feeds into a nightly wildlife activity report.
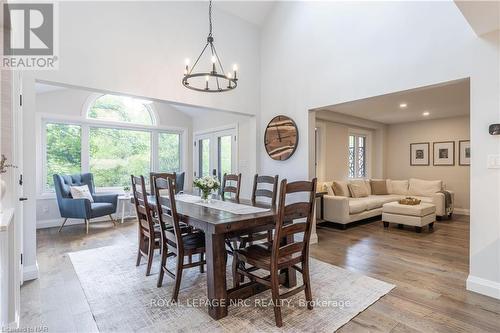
[90,202,115,218]
[167,231,205,251]
[236,243,302,270]
[230,231,269,244]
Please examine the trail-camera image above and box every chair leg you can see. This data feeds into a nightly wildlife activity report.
[146,237,154,276]
[85,219,89,234]
[157,244,168,287]
[172,254,184,302]
[232,252,240,288]
[199,253,204,273]
[302,259,313,310]
[58,218,68,233]
[270,270,283,327]
[109,214,116,227]
[136,234,143,266]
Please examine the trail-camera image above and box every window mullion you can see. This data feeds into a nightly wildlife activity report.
[81,124,90,173]
[152,131,158,172]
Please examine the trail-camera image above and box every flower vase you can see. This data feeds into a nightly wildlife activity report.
[200,189,212,203]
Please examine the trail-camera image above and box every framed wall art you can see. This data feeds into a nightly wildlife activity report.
[459,140,470,166]
[410,142,430,166]
[433,141,455,166]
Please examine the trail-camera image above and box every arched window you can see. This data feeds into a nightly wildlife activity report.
[87,94,155,125]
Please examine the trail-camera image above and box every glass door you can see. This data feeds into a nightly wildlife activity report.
[194,128,237,182]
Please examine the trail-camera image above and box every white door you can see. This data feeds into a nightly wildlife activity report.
[194,128,237,182]
[13,72,24,285]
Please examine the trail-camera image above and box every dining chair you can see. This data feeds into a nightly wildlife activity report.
[131,175,160,276]
[233,178,317,327]
[154,177,206,301]
[221,173,242,200]
[149,172,176,195]
[230,174,279,287]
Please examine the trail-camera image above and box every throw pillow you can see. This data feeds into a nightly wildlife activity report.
[370,179,389,195]
[70,185,94,202]
[332,181,350,197]
[388,180,409,195]
[348,182,369,198]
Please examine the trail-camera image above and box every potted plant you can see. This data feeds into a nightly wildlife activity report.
[123,185,131,196]
[193,175,220,203]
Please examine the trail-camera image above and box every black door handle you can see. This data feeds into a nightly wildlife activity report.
[19,197,28,201]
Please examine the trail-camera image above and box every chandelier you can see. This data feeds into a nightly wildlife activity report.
[182,0,238,92]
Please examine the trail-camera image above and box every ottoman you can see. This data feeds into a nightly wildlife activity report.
[382,202,436,233]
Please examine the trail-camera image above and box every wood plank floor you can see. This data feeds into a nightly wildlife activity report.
[20,214,500,332]
[311,215,500,333]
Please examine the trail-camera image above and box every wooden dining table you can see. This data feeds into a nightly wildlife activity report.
[145,194,297,320]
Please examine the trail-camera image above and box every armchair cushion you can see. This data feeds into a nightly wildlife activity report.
[90,203,116,218]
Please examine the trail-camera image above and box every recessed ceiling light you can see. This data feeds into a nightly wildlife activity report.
[399,103,407,109]
[422,111,430,116]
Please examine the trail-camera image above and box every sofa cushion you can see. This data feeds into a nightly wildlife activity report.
[332,181,350,197]
[388,180,409,195]
[365,198,384,210]
[369,194,403,205]
[349,199,368,214]
[408,178,442,197]
[370,179,389,195]
[412,196,434,203]
[348,180,369,198]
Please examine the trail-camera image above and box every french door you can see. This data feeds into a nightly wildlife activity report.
[194,128,237,182]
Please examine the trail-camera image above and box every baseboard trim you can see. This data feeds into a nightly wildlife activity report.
[454,208,470,216]
[37,215,131,229]
[23,262,39,281]
[466,275,500,299]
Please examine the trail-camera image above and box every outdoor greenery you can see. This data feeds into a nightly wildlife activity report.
[45,96,181,190]
[89,127,151,188]
[46,123,81,188]
[88,94,153,125]
[159,133,181,173]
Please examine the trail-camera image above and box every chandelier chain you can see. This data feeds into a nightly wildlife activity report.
[208,0,213,37]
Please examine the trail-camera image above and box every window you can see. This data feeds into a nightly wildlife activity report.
[89,128,151,188]
[45,123,81,189]
[42,95,184,192]
[158,132,181,172]
[88,94,154,125]
[349,134,366,178]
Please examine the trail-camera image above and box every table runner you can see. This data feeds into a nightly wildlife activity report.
[175,193,270,215]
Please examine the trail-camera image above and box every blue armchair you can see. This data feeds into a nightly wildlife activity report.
[53,173,118,234]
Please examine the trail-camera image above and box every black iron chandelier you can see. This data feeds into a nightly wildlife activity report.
[182,0,238,92]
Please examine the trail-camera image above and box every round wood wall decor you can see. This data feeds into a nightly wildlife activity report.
[264,115,299,161]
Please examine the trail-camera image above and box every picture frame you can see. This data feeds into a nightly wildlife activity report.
[433,141,455,166]
[459,140,470,166]
[410,142,430,166]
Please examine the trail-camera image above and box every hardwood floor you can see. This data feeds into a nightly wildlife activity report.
[20,214,500,332]
[311,215,500,333]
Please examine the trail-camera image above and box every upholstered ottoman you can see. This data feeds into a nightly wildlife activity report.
[382,202,436,233]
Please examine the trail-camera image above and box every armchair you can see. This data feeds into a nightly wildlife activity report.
[53,173,118,234]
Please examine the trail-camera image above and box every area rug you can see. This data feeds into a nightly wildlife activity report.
[68,245,394,332]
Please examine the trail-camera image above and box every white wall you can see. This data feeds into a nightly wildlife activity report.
[260,1,500,298]
[386,116,470,210]
[21,1,261,280]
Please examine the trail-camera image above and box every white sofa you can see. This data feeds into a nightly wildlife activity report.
[319,178,454,228]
